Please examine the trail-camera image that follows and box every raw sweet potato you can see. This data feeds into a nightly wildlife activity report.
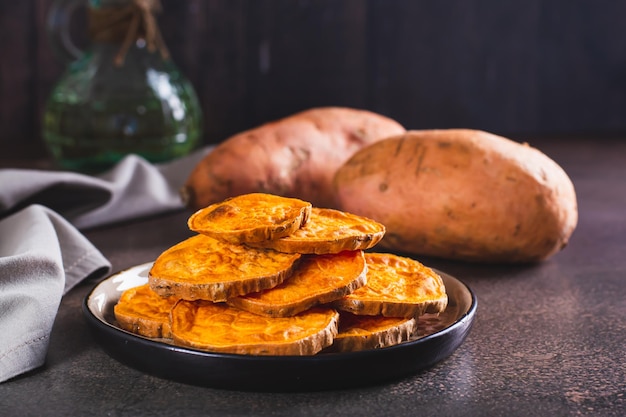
[182,107,405,210]
[333,129,578,263]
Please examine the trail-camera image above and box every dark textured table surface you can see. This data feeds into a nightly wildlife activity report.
[1,138,625,416]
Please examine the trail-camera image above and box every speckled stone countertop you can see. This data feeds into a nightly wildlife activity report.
[1,138,624,416]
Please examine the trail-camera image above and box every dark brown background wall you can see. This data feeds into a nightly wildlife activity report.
[1,0,625,159]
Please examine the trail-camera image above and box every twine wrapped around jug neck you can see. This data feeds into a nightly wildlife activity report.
[88,0,170,67]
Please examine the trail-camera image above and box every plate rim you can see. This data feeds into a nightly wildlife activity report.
[82,261,477,389]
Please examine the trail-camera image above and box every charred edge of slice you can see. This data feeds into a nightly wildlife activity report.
[226,265,368,317]
[246,230,385,254]
[148,263,299,302]
[114,310,172,339]
[332,295,448,319]
[171,306,339,356]
[325,317,418,353]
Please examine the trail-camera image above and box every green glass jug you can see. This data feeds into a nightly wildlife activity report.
[43,0,202,172]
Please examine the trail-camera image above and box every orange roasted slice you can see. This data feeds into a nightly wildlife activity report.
[149,234,301,302]
[246,208,385,254]
[171,300,339,355]
[187,193,312,244]
[114,284,179,338]
[327,312,417,353]
[227,250,367,317]
[333,253,448,318]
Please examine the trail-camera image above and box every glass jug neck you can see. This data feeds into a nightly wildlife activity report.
[87,0,169,67]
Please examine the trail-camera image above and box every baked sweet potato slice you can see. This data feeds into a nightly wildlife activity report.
[227,250,367,317]
[114,284,178,339]
[188,193,311,244]
[246,208,385,254]
[149,234,301,302]
[326,312,417,353]
[333,253,447,318]
[171,300,339,355]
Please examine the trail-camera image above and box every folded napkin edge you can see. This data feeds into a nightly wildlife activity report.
[0,330,50,383]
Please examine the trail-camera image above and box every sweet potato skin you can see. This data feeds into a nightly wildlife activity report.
[333,129,578,263]
[182,107,405,210]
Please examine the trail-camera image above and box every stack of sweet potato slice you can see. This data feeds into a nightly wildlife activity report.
[114,193,448,355]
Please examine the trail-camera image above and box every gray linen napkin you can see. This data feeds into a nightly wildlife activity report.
[0,149,210,229]
[0,148,210,383]
[0,205,110,383]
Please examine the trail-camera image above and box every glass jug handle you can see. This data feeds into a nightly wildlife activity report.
[46,0,86,63]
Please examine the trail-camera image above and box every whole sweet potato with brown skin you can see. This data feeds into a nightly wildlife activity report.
[333,129,578,263]
[182,107,405,210]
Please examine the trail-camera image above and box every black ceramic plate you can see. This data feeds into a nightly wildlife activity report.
[83,262,477,391]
